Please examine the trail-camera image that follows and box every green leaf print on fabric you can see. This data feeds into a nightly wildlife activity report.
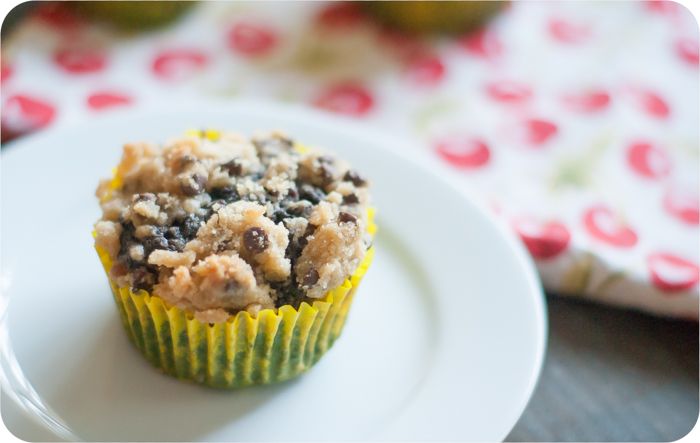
[413,99,461,134]
[550,133,612,191]
[561,252,595,294]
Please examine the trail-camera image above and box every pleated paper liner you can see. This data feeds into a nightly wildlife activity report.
[94,212,376,388]
[95,244,374,388]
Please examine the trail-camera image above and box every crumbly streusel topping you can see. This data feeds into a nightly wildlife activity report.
[94,131,371,322]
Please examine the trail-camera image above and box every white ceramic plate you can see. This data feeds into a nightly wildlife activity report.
[1,101,546,442]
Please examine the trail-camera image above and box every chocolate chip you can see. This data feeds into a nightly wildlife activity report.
[243,227,269,254]
[166,226,181,239]
[304,223,317,236]
[287,206,305,217]
[319,163,336,187]
[343,170,366,187]
[298,224,316,247]
[164,226,186,251]
[343,193,359,204]
[131,267,157,292]
[285,240,302,265]
[287,202,312,217]
[168,238,186,252]
[338,212,357,224]
[271,281,304,309]
[286,187,299,200]
[180,174,207,196]
[299,184,325,204]
[119,222,136,256]
[178,214,203,240]
[210,186,239,202]
[302,269,319,287]
[143,234,169,253]
[221,159,243,176]
[272,208,290,224]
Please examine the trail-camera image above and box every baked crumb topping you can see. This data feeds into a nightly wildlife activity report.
[94,131,371,321]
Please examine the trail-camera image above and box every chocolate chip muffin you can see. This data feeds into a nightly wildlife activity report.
[93,130,375,388]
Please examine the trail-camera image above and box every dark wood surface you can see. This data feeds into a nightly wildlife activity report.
[507,295,699,442]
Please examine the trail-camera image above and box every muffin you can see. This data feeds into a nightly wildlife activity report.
[68,1,197,31]
[363,1,506,34]
[93,129,375,388]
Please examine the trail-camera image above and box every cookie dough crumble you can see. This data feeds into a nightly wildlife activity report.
[95,131,371,322]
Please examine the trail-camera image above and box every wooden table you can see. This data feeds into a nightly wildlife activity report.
[507,296,699,441]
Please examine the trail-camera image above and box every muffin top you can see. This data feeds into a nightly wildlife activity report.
[94,130,371,323]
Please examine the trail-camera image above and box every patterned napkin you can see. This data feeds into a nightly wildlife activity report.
[2,1,698,318]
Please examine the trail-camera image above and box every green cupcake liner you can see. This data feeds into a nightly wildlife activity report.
[97,245,374,388]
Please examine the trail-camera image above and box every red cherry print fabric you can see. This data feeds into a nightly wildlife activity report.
[626,88,670,119]
[486,81,532,104]
[663,186,700,226]
[513,218,571,260]
[87,92,133,110]
[562,90,610,113]
[548,18,591,44]
[644,0,679,16]
[648,253,699,292]
[1,64,13,84]
[53,48,106,74]
[404,54,445,86]
[459,28,502,60]
[520,119,558,146]
[151,49,208,81]
[33,2,84,32]
[1,95,56,139]
[313,84,374,116]
[583,205,638,248]
[676,38,699,66]
[316,2,366,28]
[227,23,278,57]
[435,136,490,169]
[626,141,672,179]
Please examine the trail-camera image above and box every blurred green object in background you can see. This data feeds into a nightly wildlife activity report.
[1,2,36,38]
[67,1,197,31]
[363,1,505,34]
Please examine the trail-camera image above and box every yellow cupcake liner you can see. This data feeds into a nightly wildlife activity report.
[95,243,374,388]
[95,130,376,387]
